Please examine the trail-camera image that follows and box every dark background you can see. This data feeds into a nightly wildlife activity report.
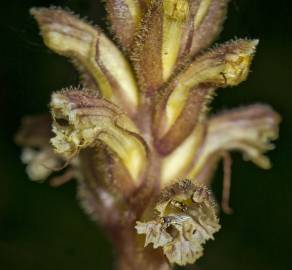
[0,0,291,269]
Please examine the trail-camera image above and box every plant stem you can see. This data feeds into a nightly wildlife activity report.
[111,226,171,270]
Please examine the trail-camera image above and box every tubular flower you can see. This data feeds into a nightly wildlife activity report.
[15,1,280,269]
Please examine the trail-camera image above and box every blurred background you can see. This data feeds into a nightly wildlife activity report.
[0,0,291,269]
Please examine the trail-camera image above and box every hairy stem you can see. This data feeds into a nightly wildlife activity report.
[111,226,171,270]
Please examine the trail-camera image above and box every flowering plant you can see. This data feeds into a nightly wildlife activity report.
[16,1,280,269]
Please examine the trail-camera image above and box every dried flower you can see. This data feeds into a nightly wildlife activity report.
[136,180,220,265]
[16,1,280,269]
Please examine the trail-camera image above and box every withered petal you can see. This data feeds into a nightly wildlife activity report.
[135,221,173,248]
[136,180,220,266]
[187,104,281,181]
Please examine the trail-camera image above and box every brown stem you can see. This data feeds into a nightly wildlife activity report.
[109,225,171,270]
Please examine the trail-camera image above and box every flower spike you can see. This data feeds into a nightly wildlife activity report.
[15,2,281,270]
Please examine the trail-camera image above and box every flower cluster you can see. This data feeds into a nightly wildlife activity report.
[16,1,280,269]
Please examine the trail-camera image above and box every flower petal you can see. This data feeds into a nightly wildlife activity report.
[50,89,148,183]
[160,125,204,186]
[153,39,258,154]
[15,114,53,147]
[163,220,204,265]
[136,180,220,266]
[187,104,281,181]
[31,7,139,115]
[132,0,229,93]
[135,221,173,248]
[20,147,61,181]
[185,0,229,59]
